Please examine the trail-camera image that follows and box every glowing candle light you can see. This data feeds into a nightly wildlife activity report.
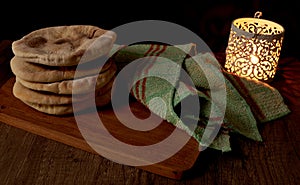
[225,11,284,82]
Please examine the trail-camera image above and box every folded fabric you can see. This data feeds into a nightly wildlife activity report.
[109,43,291,152]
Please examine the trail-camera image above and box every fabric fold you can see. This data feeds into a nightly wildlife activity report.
[109,43,291,152]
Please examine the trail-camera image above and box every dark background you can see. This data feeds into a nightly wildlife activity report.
[1,0,298,59]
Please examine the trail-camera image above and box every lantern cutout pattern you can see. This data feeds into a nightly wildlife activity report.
[225,11,284,82]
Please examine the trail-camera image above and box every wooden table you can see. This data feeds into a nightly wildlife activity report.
[0,40,299,185]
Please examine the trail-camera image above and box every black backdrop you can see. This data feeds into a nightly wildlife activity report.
[1,0,298,58]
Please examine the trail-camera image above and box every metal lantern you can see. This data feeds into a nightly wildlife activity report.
[225,12,285,82]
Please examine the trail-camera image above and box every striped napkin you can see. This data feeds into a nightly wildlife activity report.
[109,43,290,152]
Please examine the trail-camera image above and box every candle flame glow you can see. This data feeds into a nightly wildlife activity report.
[250,55,259,64]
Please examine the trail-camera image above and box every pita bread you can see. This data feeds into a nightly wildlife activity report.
[23,102,74,115]
[16,62,117,94]
[12,25,117,66]
[13,75,114,105]
[22,88,112,115]
[10,56,113,82]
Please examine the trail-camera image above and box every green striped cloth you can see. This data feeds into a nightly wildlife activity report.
[109,43,291,152]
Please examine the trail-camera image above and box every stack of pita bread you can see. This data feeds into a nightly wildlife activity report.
[10,25,117,115]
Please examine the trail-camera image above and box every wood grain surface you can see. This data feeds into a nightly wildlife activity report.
[0,40,299,185]
[0,41,200,180]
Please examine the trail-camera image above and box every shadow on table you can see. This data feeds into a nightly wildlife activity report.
[181,133,251,180]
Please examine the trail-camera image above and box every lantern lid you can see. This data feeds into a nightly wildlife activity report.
[233,17,284,35]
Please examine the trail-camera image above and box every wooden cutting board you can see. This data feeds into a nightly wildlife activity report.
[0,41,200,180]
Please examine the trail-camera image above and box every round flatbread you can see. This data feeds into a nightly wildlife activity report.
[16,62,117,94]
[13,81,74,105]
[13,75,115,105]
[12,25,117,66]
[10,56,113,82]
[22,88,112,115]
